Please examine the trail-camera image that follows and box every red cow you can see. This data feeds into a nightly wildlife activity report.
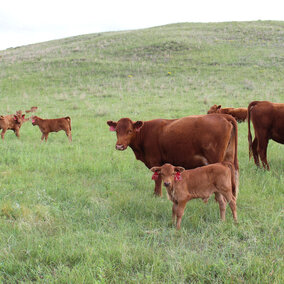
[0,111,27,140]
[107,114,239,200]
[32,116,72,142]
[207,104,247,122]
[248,101,284,170]
[150,162,237,229]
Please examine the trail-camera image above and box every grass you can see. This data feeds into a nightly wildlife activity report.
[0,21,283,283]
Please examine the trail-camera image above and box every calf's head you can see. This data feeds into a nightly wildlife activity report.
[150,164,185,188]
[207,104,221,114]
[14,111,26,125]
[31,116,40,126]
[107,118,143,150]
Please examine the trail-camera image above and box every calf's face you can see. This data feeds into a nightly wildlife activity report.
[107,118,143,150]
[207,104,221,114]
[150,164,185,188]
[31,116,39,126]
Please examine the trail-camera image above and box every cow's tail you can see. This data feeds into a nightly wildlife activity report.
[248,101,258,159]
[223,161,237,199]
[65,116,71,130]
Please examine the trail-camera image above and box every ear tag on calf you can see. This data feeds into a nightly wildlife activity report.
[152,171,159,180]
[14,117,17,120]
[109,126,116,131]
[174,172,182,181]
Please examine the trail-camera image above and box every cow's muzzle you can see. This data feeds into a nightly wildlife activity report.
[116,144,126,151]
[164,182,171,187]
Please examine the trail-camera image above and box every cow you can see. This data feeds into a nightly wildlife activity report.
[25,106,38,113]
[150,162,237,229]
[207,104,247,122]
[107,114,239,203]
[0,110,28,140]
[31,116,72,142]
[248,101,284,170]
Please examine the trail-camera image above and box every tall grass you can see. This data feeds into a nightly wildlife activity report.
[0,21,283,282]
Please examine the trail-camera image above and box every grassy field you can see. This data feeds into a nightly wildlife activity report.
[0,21,283,283]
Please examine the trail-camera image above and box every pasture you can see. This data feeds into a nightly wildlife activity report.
[0,21,283,282]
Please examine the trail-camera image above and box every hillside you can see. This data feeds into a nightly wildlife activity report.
[0,21,283,282]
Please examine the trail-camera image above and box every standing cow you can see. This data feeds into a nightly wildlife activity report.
[107,114,239,200]
[248,101,284,170]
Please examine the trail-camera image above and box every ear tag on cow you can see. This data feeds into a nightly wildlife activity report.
[152,171,159,180]
[14,117,17,120]
[109,126,116,131]
[174,172,182,181]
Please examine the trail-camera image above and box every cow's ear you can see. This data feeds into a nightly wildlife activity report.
[174,166,185,173]
[22,114,25,118]
[107,120,117,131]
[150,166,161,173]
[14,115,18,121]
[133,120,143,131]
[217,105,222,109]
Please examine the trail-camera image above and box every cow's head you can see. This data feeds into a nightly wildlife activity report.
[14,111,26,125]
[31,116,39,126]
[207,104,221,114]
[150,164,185,188]
[107,118,143,151]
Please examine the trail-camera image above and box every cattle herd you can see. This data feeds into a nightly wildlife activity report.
[108,100,284,229]
[1,100,283,229]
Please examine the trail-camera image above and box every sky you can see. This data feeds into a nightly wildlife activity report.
[0,0,283,51]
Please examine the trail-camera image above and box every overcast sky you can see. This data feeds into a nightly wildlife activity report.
[0,0,283,51]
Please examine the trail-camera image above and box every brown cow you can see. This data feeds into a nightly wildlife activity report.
[150,162,237,229]
[0,110,27,140]
[32,116,72,142]
[107,114,239,199]
[207,104,247,122]
[248,101,284,170]
[25,106,38,113]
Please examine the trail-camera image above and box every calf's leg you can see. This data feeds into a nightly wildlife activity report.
[176,201,187,230]
[172,202,178,224]
[215,192,226,221]
[1,128,7,140]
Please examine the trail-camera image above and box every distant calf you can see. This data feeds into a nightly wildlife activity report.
[25,106,38,113]
[0,111,27,140]
[150,163,237,229]
[32,116,72,142]
[207,104,247,122]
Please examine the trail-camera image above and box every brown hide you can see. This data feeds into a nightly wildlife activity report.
[107,114,238,196]
[150,163,237,229]
[32,116,72,142]
[207,104,247,122]
[0,111,27,140]
[248,101,284,170]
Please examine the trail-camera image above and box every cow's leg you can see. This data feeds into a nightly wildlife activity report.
[252,137,260,167]
[154,175,162,196]
[14,127,20,138]
[44,133,49,141]
[219,190,237,222]
[172,202,178,224]
[176,201,187,230]
[66,131,72,142]
[41,134,45,141]
[215,192,226,221]
[258,138,270,170]
[1,128,7,140]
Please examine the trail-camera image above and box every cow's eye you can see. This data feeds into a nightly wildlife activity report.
[127,130,132,134]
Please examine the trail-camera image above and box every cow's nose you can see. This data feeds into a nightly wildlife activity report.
[164,182,171,187]
[116,144,125,150]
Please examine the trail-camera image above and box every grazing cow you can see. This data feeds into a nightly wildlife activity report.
[25,106,38,113]
[32,116,72,142]
[0,110,27,140]
[207,104,247,122]
[150,162,237,229]
[248,101,284,170]
[107,114,239,200]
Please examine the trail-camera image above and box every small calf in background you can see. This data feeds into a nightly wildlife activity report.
[25,106,38,113]
[0,110,28,140]
[32,116,72,142]
[150,162,237,230]
[207,104,247,122]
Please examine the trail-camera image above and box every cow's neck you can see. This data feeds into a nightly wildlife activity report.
[129,128,146,164]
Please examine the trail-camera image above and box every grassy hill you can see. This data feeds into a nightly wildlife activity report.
[0,21,283,282]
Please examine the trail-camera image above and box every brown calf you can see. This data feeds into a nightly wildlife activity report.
[150,163,237,229]
[0,111,28,140]
[25,106,38,113]
[32,116,72,142]
[248,101,284,170]
[207,104,247,122]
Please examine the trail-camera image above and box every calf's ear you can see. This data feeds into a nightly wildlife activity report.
[133,120,143,131]
[150,166,161,173]
[174,166,185,173]
[107,120,117,131]
[217,105,222,109]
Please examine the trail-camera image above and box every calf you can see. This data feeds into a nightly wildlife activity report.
[207,104,247,122]
[25,106,38,113]
[0,111,27,140]
[150,163,237,229]
[32,116,72,142]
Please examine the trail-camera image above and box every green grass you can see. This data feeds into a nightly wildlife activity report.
[0,21,283,283]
